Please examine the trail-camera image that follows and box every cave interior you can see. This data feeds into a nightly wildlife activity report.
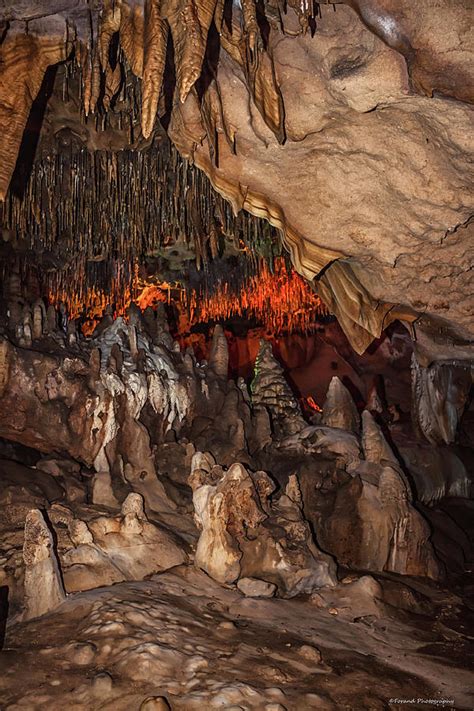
[0,1,473,709]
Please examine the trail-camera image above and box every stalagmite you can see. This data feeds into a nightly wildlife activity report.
[208,324,229,379]
[46,304,58,334]
[0,3,473,705]
[322,376,360,434]
[21,308,33,348]
[366,383,384,414]
[0,340,10,404]
[23,509,66,620]
[32,301,45,340]
[251,339,306,437]
[361,410,398,465]
[92,471,120,508]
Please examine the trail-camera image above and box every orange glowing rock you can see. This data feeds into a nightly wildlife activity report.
[306,396,322,413]
[48,257,329,337]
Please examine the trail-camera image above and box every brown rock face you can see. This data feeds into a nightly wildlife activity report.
[168,2,474,348]
[0,19,68,201]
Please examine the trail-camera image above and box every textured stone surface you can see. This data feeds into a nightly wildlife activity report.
[237,577,277,598]
[22,508,66,619]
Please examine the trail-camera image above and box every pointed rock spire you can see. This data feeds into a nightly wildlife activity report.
[322,376,360,433]
[208,324,229,379]
[23,509,66,620]
[361,410,398,465]
[366,383,384,414]
[251,339,305,437]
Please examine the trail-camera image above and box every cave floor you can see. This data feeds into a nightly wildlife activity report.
[1,566,473,710]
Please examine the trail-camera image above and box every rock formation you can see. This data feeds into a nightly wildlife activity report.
[0,3,473,704]
[61,493,187,592]
[208,324,229,379]
[0,293,471,708]
[411,354,472,445]
[189,455,336,595]
[251,339,306,437]
[322,376,360,433]
[23,509,66,619]
[361,409,398,465]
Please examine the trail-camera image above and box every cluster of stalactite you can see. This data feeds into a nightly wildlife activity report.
[186,257,328,332]
[2,137,280,272]
[46,256,328,336]
[0,0,312,200]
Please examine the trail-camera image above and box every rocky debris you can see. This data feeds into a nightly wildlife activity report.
[237,577,277,598]
[322,376,360,433]
[251,339,306,437]
[189,457,336,595]
[22,509,66,620]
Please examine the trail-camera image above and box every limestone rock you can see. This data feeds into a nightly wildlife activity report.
[366,384,384,414]
[190,459,336,595]
[279,425,361,471]
[23,509,66,619]
[208,324,229,379]
[320,466,441,579]
[399,445,471,505]
[322,377,360,433]
[251,339,306,437]
[61,496,186,592]
[239,475,337,597]
[91,471,120,508]
[411,355,472,445]
[361,410,398,465]
[237,577,276,598]
[189,462,265,584]
[140,698,171,711]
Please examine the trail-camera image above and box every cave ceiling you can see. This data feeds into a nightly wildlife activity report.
[0,0,473,359]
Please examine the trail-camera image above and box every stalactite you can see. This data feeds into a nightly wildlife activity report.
[141,0,169,139]
[161,0,218,103]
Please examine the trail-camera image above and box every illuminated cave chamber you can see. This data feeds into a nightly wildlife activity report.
[0,4,473,709]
